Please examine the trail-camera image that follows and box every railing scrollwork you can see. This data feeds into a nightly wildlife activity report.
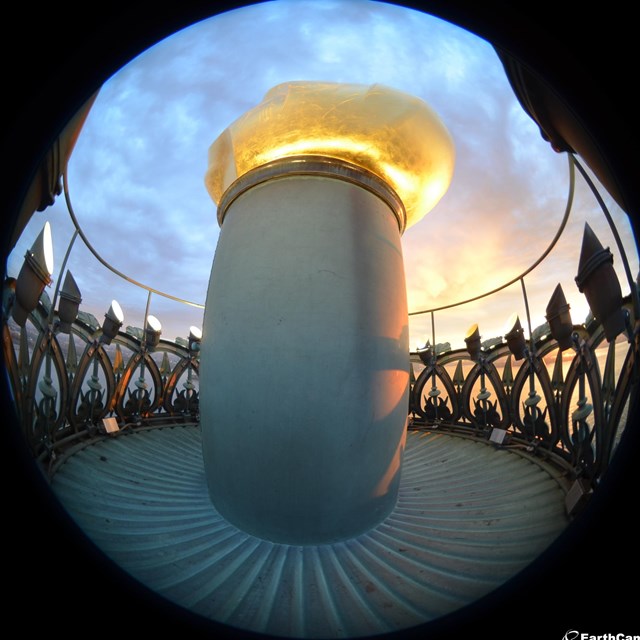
[2,294,200,470]
[410,297,638,488]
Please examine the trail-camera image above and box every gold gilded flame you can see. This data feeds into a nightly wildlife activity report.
[205,82,455,230]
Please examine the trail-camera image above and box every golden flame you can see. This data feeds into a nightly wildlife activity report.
[205,82,455,230]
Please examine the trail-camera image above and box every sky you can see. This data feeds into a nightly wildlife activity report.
[6,0,639,350]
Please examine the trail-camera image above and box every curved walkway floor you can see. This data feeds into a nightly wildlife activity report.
[51,425,569,638]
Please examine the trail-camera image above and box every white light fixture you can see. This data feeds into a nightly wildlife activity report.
[100,299,124,344]
[188,325,202,352]
[57,271,82,333]
[145,314,162,349]
[11,221,54,326]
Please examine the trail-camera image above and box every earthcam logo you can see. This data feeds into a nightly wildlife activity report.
[564,632,640,640]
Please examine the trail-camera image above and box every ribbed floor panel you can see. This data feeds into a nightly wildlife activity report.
[51,426,568,638]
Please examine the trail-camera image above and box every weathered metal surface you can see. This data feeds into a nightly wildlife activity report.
[52,426,568,638]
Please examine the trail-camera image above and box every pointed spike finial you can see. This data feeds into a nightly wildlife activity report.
[502,354,514,388]
[453,359,465,388]
[551,348,565,391]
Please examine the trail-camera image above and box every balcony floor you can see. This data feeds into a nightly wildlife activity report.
[51,425,569,638]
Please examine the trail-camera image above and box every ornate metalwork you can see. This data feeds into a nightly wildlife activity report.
[2,297,200,465]
[409,298,638,488]
[163,350,200,417]
[412,360,458,425]
[460,356,509,431]
[115,350,163,421]
[4,273,637,493]
[510,351,557,446]
[70,340,116,430]
[2,150,638,503]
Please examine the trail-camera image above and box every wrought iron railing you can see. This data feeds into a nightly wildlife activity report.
[408,305,637,487]
[2,297,200,474]
[2,154,638,507]
[407,155,639,495]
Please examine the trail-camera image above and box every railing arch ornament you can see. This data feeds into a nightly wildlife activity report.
[460,357,509,431]
[69,339,117,431]
[412,360,459,424]
[509,352,558,446]
[1,296,200,466]
[409,295,638,486]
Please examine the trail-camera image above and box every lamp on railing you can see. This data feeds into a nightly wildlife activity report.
[145,314,162,350]
[504,313,527,361]
[575,222,627,342]
[100,300,124,345]
[416,341,433,365]
[11,221,54,326]
[56,271,82,334]
[546,283,574,350]
[188,325,202,353]
[464,323,482,362]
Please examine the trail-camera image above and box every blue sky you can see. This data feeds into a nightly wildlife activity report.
[7,0,638,348]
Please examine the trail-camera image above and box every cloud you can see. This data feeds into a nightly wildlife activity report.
[7,0,638,347]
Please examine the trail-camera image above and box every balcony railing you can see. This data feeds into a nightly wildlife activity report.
[407,155,640,496]
[2,153,638,521]
[409,312,635,488]
[2,298,200,471]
